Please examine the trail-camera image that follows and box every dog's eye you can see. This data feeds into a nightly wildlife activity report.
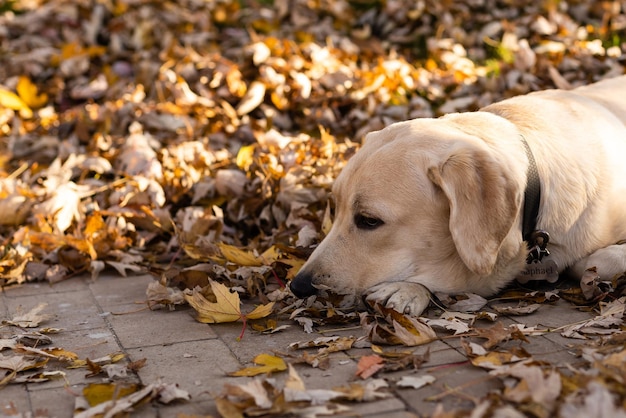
[354,214,384,230]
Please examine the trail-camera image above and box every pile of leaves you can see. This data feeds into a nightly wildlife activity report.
[1,0,626,416]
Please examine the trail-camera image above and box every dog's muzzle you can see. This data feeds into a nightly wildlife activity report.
[289,272,317,298]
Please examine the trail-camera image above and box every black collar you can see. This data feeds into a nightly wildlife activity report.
[521,136,541,242]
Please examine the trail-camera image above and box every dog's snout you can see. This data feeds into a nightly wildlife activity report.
[290,272,318,298]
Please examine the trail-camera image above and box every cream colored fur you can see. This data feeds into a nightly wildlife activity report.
[290,76,626,316]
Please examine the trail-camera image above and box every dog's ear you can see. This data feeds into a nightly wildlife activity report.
[427,145,521,276]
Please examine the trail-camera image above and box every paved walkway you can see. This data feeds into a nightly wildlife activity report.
[0,273,594,417]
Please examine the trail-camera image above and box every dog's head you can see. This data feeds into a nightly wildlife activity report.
[290,114,528,300]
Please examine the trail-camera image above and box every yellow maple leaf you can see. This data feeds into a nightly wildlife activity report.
[16,76,48,109]
[184,280,274,338]
[216,243,281,266]
[217,242,262,266]
[229,353,287,377]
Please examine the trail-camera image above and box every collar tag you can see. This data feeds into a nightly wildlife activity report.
[516,230,559,284]
[516,259,559,284]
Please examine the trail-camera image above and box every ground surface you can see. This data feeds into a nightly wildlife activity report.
[2,273,620,417]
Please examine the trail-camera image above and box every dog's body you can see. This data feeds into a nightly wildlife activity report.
[290,76,626,316]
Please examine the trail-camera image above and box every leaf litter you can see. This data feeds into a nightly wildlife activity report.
[1,0,626,416]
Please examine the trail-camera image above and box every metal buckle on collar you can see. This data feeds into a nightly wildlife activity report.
[526,230,550,264]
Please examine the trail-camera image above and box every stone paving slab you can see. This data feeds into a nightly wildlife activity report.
[0,273,601,417]
[3,289,107,332]
[395,363,502,416]
[125,339,243,396]
[106,304,217,349]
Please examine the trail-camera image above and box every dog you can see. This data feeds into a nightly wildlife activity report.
[290,75,626,316]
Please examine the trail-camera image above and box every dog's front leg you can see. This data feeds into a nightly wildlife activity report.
[570,243,626,280]
[363,282,431,317]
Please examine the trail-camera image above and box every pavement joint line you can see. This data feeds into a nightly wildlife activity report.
[84,278,148,387]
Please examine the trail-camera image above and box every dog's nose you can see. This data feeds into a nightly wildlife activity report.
[289,273,317,298]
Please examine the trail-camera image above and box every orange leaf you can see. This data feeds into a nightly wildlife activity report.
[355,354,384,380]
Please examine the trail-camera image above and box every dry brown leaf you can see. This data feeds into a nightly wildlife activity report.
[0,194,32,226]
[491,304,542,315]
[424,316,471,334]
[3,303,51,328]
[495,363,562,411]
[284,364,345,404]
[360,306,436,346]
[396,375,436,389]
[474,322,528,349]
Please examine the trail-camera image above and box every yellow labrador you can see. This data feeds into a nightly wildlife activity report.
[290,75,626,316]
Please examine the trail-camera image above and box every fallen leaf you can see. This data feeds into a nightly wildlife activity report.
[288,335,355,351]
[83,383,139,406]
[424,317,470,334]
[229,353,287,377]
[580,267,601,300]
[561,297,625,339]
[146,279,186,309]
[360,308,436,346]
[355,354,384,379]
[12,331,53,347]
[16,76,48,109]
[76,382,188,417]
[396,374,436,389]
[3,303,51,328]
[221,379,273,409]
[469,349,532,369]
[216,243,281,267]
[560,381,626,418]
[284,364,344,404]
[184,280,274,332]
[12,370,67,384]
[0,86,32,118]
[474,322,528,349]
[0,355,48,386]
[0,194,32,226]
[236,81,266,116]
[491,304,542,315]
[332,379,391,401]
[436,292,488,312]
[156,383,191,404]
[495,363,562,411]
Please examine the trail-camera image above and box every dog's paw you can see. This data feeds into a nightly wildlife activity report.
[571,243,626,279]
[363,282,431,317]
